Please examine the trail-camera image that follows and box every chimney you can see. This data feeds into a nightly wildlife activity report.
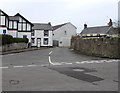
[84,24,87,29]
[108,19,113,26]
[48,22,51,25]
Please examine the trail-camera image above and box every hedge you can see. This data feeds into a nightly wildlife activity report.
[0,34,29,45]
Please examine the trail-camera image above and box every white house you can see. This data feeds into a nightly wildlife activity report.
[31,23,53,47]
[0,9,9,34]
[13,13,33,43]
[52,22,77,47]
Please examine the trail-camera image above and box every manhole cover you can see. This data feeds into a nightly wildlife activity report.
[9,80,20,85]
[73,69,84,72]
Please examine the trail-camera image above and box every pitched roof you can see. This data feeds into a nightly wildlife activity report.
[15,13,33,26]
[52,23,67,30]
[0,9,8,16]
[81,26,111,34]
[9,16,19,21]
[32,23,53,30]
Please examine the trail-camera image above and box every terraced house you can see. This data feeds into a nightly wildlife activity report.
[80,19,119,38]
[32,23,53,47]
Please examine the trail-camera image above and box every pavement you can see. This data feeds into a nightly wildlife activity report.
[0,47,47,55]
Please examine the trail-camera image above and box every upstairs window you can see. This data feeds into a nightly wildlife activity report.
[44,30,49,36]
[0,16,5,26]
[64,31,67,35]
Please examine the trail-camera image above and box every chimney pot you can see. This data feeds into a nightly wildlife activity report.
[84,24,87,29]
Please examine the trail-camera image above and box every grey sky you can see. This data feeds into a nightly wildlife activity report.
[0,0,119,33]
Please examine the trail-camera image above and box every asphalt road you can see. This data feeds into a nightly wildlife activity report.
[1,48,119,91]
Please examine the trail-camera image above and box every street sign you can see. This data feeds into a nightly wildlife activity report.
[3,30,6,34]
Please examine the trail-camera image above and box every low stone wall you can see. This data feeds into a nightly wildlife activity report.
[71,37,120,58]
[0,43,28,52]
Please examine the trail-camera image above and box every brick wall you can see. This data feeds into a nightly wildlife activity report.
[71,37,120,58]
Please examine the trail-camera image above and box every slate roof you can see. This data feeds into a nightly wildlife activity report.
[52,23,67,30]
[9,16,19,21]
[81,26,119,35]
[32,23,53,30]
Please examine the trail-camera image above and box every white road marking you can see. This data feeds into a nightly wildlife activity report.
[27,65,37,67]
[75,59,119,65]
[0,66,9,69]
[13,65,24,68]
[65,62,72,64]
[49,51,53,55]
[73,69,84,72]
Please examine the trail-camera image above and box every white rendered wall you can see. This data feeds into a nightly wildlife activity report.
[31,30,53,47]
[0,27,8,34]
[8,30,18,37]
[53,23,76,47]
[18,32,31,43]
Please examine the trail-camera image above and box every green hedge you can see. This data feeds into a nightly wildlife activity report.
[2,34,13,45]
[1,34,29,45]
[13,38,28,43]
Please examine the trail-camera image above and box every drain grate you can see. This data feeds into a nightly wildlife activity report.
[9,80,20,85]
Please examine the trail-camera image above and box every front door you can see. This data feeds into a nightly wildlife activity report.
[37,38,41,48]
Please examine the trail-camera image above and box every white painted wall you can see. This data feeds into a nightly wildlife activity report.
[0,27,8,34]
[18,32,31,43]
[8,30,18,37]
[53,22,76,47]
[31,30,53,47]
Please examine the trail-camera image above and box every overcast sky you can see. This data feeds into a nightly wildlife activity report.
[0,0,119,33]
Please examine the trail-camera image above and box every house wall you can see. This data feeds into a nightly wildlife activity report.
[18,32,31,43]
[71,37,120,58]
[53,23,76,47]
[0,27,8,34]
[8,30,18,37]
[31,30,53,47]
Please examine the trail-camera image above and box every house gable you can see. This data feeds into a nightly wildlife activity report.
[15,13,33,32]
[0,9,9,27]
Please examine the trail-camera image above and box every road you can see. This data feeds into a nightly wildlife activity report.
[1,48,119,91]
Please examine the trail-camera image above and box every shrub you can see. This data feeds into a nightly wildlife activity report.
[2,34,13,45]
[13,38,28,43]
[1,34,29,45]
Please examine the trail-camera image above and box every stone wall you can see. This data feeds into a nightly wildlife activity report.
[71,37,120,58]
[0,43,28,52]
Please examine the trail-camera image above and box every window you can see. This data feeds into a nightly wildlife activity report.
[27,23,31,31]
[31,38,35,43]
[0,16,5,25]
[31,31,35,36]
[23,35,27,38]
[13,21,17,29]
[44,30,49,36]
[64,31,67,35]
[9,21,12,29]
[18,23,22,30]
[44,38,48,45]
[23,23,26,31]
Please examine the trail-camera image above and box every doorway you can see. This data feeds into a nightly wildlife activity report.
[37,38,41,47]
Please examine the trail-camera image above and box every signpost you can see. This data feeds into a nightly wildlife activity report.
[3,30,6,34]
